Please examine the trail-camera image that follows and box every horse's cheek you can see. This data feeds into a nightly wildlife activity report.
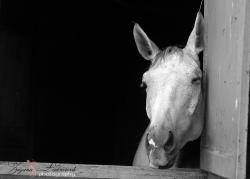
[146,92,154,120]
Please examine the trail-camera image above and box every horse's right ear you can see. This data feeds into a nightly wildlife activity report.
[133,23,159,61]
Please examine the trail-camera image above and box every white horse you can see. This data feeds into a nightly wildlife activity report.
[133,12,204,169]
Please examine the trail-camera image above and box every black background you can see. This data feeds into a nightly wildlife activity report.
[0,0,203,165]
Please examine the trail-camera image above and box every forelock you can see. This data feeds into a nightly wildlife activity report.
[151,46,183,68]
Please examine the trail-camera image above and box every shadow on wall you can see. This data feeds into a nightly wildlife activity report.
[0,30,32,160]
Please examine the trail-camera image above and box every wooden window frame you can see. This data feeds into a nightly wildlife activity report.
[0,161,207,179]
[0,0,249,179]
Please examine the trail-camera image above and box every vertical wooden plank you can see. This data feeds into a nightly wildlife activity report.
[235,1,250,178]
[201,0,249,178]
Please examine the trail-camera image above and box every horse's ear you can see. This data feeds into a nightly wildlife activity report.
[133,23,159,61]
[185,12,204,55]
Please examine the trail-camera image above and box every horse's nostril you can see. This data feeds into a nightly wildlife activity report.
[164,131,174,151]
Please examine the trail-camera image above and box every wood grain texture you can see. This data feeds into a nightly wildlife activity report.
[0,162,207,179]
[201,0,249,178]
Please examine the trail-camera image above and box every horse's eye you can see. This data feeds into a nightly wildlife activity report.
[140,81,147,88]
[191,77,201,84]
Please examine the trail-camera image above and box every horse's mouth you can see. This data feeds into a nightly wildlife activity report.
[148,146,178,169]
[159,155,177,169]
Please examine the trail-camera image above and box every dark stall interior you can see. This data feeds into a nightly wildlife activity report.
[0,0,203,165]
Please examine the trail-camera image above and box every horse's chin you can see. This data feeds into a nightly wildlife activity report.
[149,154,177,169]
[160,155,177,169]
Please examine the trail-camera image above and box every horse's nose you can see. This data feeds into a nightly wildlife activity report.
[163,131,175,152]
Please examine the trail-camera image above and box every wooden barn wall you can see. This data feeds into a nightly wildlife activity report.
[201,0,250,179]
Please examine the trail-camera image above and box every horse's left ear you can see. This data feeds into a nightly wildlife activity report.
[185,12,204,55]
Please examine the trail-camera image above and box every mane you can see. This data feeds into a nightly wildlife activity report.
[151,46,183,68]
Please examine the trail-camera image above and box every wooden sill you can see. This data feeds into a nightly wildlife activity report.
[0,161,207,179]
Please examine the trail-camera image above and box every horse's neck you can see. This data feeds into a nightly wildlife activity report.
[176,138,201,168]
[133,127,150,167]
